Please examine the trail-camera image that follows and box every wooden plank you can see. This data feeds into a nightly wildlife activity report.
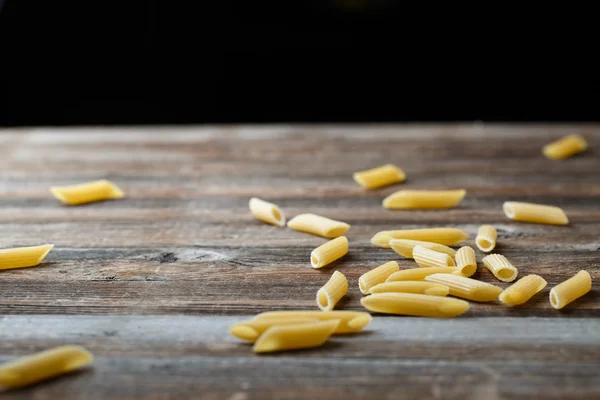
[1,316,599,399]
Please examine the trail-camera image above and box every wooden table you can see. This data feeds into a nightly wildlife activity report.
[0,125,599,399]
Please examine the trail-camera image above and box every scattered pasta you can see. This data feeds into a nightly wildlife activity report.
[0,345,93,390]
[359,261,400,294]
[543,134,588,160]
[476,225,497,252]
[370,281,450,296]
[413,245,455,268]
[482,254,518,283]
[389,239,456,259]
[424,273,503,302]
[253,320,340,353]
[50,179,124,205]
[455,246,477,277]
[386,267,459,282]
[249,197,286,227]
[0,245,54,271]
[503,201,569,225]
[310,236,348,269]
[353,164,406,189]
[382,189,466,209]
[549,270,592,310]
[499,275,547,306]
[230,317,319,342]
[317,271,348,312]
[371,228,469,249]
[360,292,470,318]
[253,311,372,334]
[287,214,350,238]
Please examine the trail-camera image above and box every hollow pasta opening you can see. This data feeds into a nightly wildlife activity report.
[460,264,476,277]
[550,291,559,309]
[445,256,456,267]
[498,268,515,279]
[359,278,367,294]
[477,238,493,251]
[503,203,515,218]
[310,253,320,268]
[271,207,283,224]
[347,314,372,330]
[317,290,330,311]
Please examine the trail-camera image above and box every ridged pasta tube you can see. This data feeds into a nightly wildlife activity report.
[482,254,518,283]
[383,189,466,209]
[287,214,350,238]
[253,320,340,353]
[499,275,547,306]
[425,273,503,302]
[51,179,124,205]
[316,271,348,312]
[360,293,469,318]
[549,270,592,310]
[386,267,459,282]
[249,197,286,227]
[455,246,477,277]
[353,164,406,189]
[503,202,568,225]
[371,228,468,249]
[476,225,497,252]
[310,236,348,269]
[413,246,456,268]
[359,261,400,294]
[370,281,450,296]
[389,239,456,259]
[253,311,372,334]
[0,245,54,270]
[543,134,588,160]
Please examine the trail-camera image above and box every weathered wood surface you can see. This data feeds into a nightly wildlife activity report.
[1,315,600,400]
[0,125,599,398]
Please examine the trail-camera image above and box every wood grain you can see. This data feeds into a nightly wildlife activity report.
[0,125,599,398]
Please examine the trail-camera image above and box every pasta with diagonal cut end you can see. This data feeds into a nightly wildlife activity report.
[370,281,450,296]
[476,225,497,252]
[550,270,592,310]
[499,275,547,306]
[51,179,124,205]
[503,201,568,225]
[385,267,458,282]
[359,261,400,294]
[0,245,54,270]
[249,197,286,227]
[311,237,348,269]
[0,345,93,390]
[353,164,406,189]
[371,228,468,249]
[230,318,319,342]
[383,189,466,209]
[455,246,477,277]
[389,239,456,259]
[425,273,503,302]
[253,320,340,353]
[360,292,469,318]
[317,271,348,312]
[413,245,455,268]
[287,214,350,238]
[253,311,372,334]
[543,134,588,160]
[482,254,518,283]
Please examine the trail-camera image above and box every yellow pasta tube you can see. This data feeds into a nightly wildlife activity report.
[230,318,320,342]
[0,244,54,271]
[476,225,497,252]
[383,189,466,209]
[0,345,93,390]
[359,261,400,294]
[249,197,286,227]
[253,320,340,353]
[549,270,592,310]
[386,267,459,282]
[543,134,588,160]
[360,293,469,318]
[310,236,348,269]
[370,281,450,296]
[413,245,455,268]
[482,254,518,283]
[424,274,503,302]
[353,164,406,189]
[389,239,456,259]
[254,311,372,334]
[503,201,568,225]
[50,179,124,205]
[287,214,350,238]
[455,246,477,277]
[499,274,547,306]
[371,228,469,249]
[317,271,348,312]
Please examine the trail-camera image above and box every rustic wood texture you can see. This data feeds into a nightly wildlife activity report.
[0,125,599,399]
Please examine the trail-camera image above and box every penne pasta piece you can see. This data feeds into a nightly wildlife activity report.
[413,245,455,268]
[353,164,406,189]
[389,239,456,259]
[360,293,469,318]
[253,311,372,334]
[253,320,340,353]
[317,271,348,312]
[503,201,568,226]
[386,267,459,282]
[476,225,497,252]
[50,179,124,205]
[0,245,54,271]
[371,228,469,249]
[425,274,503,302]
[543,134,588,160]
[359,261,400,294]
[549,270,592,310]
[455,246,477,277]
[370,281,450,296]
[499,274,547,306]
[482,254,518,283]
[0,345,93,390]
[383,189,466,209]
[287,214,350,238]
[311,236,348,269]
[230,318,320,342]
[249,197,286,227]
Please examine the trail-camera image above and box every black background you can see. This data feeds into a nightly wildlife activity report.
[1,1,597,126]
